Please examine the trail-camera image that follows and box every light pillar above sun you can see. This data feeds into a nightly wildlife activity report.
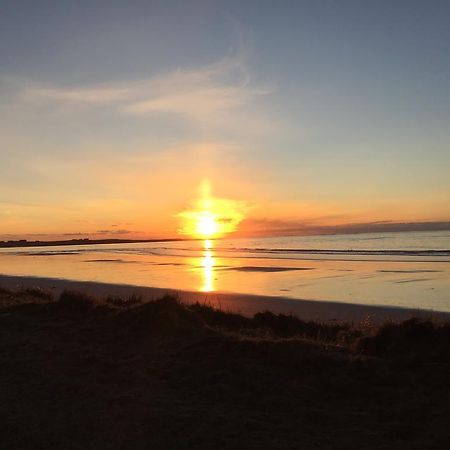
[176,179,245,239]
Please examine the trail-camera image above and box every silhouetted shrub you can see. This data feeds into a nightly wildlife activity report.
[118,295,206,337]
[106,293,142,309]
[253,311,351,341]
[58,290,96,312]
[0,285,11,294]
[188,302,250,330]
[22,287,53,301]
[356,318,450,358]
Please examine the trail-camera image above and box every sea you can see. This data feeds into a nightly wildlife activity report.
[1,230,449,312]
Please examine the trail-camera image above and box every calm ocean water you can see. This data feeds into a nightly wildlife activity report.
[1,230,450,312]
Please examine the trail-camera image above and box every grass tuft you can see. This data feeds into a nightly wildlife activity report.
[116,295,207,337]
[0,285,11,294]
[105,293,143,309]
[58,290,97,312]
[356,318,450,358]
[21,287,53,301]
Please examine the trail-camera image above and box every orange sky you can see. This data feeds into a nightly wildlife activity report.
[1,3,450,241]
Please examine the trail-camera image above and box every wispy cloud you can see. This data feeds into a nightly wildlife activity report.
[25,86,131,103]
[94,229,141,235]
[15,54,270,125]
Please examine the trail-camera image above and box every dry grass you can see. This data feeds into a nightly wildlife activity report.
[0,286,449,449]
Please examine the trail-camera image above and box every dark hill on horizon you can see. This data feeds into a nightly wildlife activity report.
[0,238,186,249]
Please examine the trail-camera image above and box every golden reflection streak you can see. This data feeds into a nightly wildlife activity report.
[200,239,215,292]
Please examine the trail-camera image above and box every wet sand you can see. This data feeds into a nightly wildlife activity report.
[1,239,450,313]
[1,274,448,323]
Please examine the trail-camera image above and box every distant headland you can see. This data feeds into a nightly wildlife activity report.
[0,238,186,249]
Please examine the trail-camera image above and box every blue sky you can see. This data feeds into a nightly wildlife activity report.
[1,0,449,239]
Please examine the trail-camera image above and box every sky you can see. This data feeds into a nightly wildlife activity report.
[1,0,450,240]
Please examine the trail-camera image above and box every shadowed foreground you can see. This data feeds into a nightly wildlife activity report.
[0,287,449,449]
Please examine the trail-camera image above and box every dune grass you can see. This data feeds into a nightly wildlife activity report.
[0,286,449,449]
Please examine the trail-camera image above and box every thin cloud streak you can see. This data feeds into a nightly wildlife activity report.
[15,54,271,124]
[238,219,450,237]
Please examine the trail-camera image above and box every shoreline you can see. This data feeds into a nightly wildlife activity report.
[1,274,448,322]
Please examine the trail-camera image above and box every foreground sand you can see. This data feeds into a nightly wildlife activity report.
[1,274,449,323]
[0,286,449,449]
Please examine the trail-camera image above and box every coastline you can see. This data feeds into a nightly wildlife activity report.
[0,238,187,249]
[1,274,448,322]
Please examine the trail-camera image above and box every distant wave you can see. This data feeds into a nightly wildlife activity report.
[216,248,450,257]
[5,241,450,260]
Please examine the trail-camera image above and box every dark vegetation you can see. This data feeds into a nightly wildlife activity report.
[0,286,449,449]
[0,238,186,249]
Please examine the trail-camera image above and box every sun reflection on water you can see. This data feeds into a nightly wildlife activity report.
[200,239,215,292]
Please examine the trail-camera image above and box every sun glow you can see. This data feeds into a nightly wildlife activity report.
[196,212,219,237]
[177,180,245,239]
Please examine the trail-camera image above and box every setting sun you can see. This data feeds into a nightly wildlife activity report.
[177,180,245,239]
[196,212,219,237]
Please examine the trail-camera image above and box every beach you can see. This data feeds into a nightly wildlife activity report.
[1,231,449,320]
[1,274,449,323]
